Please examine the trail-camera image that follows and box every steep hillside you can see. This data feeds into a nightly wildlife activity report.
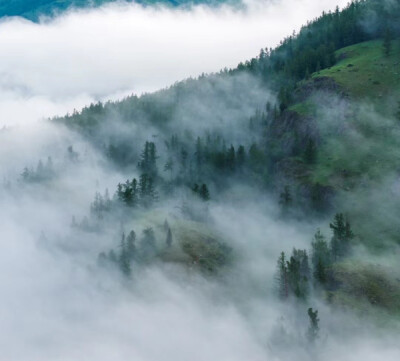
[50,0,400,317]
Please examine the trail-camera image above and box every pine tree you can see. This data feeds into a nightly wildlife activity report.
[311,229,331,284]
[236,145,245,169]
[166,227,173,248]
[226,145,236,172]
[119,233,131,276]
[138,141,158,177]
[276,252,289,300]
[307,308,320,342]
[279,186,292,213]
[330,213,353,260]
[126,230,136,260]
[285,249,310,299]
[140,227,157,261]
[199,184,210,201]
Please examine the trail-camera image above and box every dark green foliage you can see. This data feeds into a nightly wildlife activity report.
[126,230,136,260]
[193,183,210,202]
[248,143,265,174]
[307,308,320,342]
[304,139,317,165]
[275,252,289,300]
[226,145,236,172]
[118,233,131,277]
[139,173,158,208]
[311,230,331,285]
[288,249,310,298]
[238,0,400,85]
[166,227,173,248]
[140,227,157,261]
[138,141,158,178]
[329,213,354,260]
[236,145,246,168]
[199,184,210,202]
[279,186,292,213]
[116,178,139,207]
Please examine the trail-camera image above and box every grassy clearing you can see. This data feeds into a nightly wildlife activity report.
[328,260,400,321]
[315,40,400,100]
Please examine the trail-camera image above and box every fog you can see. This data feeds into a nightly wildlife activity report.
[1,0,399,360]
[0,0,349,126]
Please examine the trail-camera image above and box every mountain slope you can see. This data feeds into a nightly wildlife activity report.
[49,0,400,315]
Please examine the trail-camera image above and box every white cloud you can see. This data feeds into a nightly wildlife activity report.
[0,0,348,125]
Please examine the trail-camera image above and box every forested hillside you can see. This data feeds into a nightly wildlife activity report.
[47,0,400,323]
[2,1,399,358]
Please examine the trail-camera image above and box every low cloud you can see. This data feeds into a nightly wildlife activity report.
[0,0,348,126]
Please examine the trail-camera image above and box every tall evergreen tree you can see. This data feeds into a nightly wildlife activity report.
[140,227,157,261]
[307,308,320,342]
[126,230,136,260]
[279,186,293,213]
[199,184,210,202]
[166,227,173,248]
[311,229,331,285]
[276,252,289,300]
[330,213,354,260]
[118,233,131,277]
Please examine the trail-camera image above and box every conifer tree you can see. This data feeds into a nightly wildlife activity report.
[138,141,158,177]
[279,186,293,213]
[166,227,173,248]
[226,145,236,172]
[126,230,136,260]
[118,233,131,276]
[236,145,245,169]
[276,252,289,300]
[311,229,331,284]
[330,213,354,260]
[140,227,157,261]
[307,308,320,342]
[199,184,210,201]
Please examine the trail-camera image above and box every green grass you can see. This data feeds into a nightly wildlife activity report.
[315,40,400,100]
[288,101,316,117]
[328,260,400,322]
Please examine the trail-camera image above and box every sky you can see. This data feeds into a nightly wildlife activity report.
[0,0,349,126]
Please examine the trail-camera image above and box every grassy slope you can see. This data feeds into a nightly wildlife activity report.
[288,40,400,192]
[315,40,400,101]
[289,41,400,315]
[125,208,232,274]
